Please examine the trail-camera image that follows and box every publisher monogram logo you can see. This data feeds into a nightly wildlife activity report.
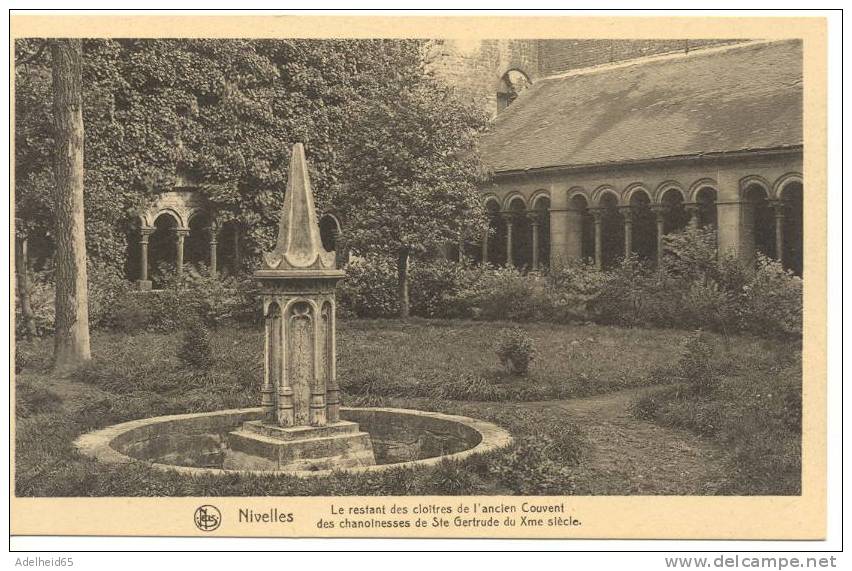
[194,505,221,532]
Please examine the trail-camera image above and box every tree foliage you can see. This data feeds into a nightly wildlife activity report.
[336,50,489,316]
[16,39,484,282]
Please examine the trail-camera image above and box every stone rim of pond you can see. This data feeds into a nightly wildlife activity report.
[74,406,514,478]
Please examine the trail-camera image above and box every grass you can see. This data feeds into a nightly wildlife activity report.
[631,336,802,494]
[14,319,800,496]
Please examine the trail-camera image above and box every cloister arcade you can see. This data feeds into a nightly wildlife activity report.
[131,191,344,290]
[468,171,804,276]
[130,172,803,289]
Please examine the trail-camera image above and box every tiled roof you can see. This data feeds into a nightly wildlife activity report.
[480,40,803,174]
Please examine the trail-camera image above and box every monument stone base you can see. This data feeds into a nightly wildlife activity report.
[224,420,376,472]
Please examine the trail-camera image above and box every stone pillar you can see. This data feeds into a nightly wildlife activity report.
[503,212,515,267]
[652,205,666,264]
[481,223,490,265]
[175,228,188,278]
[324,300,341,424]
[685,202,700,229]
[771,200,786,264]
[715,171,749,261]
[620,207,633,258]
[590,208,603,270]
[209,231,218,275]
[528,212,541,271]
[138,227,154,291]
[261,302,278,422]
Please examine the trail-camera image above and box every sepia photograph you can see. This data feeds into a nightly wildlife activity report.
[9,13,829,542]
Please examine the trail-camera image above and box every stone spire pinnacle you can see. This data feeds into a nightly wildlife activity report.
[262,143,336,271]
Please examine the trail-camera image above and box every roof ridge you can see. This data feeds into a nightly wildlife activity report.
[535,39,791,83]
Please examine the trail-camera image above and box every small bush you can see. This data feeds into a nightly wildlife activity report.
[338,256,399,318]
[178,318,213,370]
[496,327,537,376]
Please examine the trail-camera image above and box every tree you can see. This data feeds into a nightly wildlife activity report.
[50,39,91,370]
[338,60,489,318]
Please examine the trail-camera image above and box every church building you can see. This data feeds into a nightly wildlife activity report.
[434,39,804,275]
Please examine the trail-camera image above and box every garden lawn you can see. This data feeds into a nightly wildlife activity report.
[14,319,800,496]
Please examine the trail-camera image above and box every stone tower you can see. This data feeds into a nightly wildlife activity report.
[226,143,375,471]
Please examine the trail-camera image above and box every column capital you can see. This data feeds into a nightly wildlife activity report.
[526,211,542,225]
[651,204,667,221]
[500,211,517,223]
[683,202,700,213]
[588,207,604,221]
[175,228,190,238]
[618,206,634,221]
[139,227,154,242]
[768,199,787,216]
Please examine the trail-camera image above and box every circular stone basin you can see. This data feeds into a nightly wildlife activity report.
[74,407,513,477]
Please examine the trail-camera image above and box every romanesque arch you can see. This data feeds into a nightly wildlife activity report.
[659,186,689,235]
[774,173,803,276]
[319,213,341,253]
[496,68,532,112]
[186,210,213,270]
[741,178,775,261]
[626,186,656,262]
[147,211,180,288]
[133,191,218,289]
[505,195,532,269]
[531,192,551,270]
[689,179,719,228]
[568,191,594,262]
[595,190,624,269]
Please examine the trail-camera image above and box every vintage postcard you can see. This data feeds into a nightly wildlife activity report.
[10,13,827,540]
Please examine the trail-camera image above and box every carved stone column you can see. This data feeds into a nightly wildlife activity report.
[620,206,633,258]
[175,228,189,278]
[770,199,786,264]
[652,205,667,264]
[590,208,603,270]
[528,212,541,271]
[502,212,515,267]
[138,227,154,291]
[209,228,218,275]
[481,223,490,265]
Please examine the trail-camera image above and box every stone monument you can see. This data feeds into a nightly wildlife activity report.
[226,143,376,471]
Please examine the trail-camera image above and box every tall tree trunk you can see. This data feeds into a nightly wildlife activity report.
[50,39,91,372]
[397,247,410,319]
[15,236,38,337]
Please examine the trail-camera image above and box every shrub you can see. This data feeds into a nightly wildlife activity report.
[410,258,484,318]
[178,318,213,370]
[736,254,802,337]
[88,263,133,329]
[496,327,537,375]
[338,256,399,318]
[102,270,258,333]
